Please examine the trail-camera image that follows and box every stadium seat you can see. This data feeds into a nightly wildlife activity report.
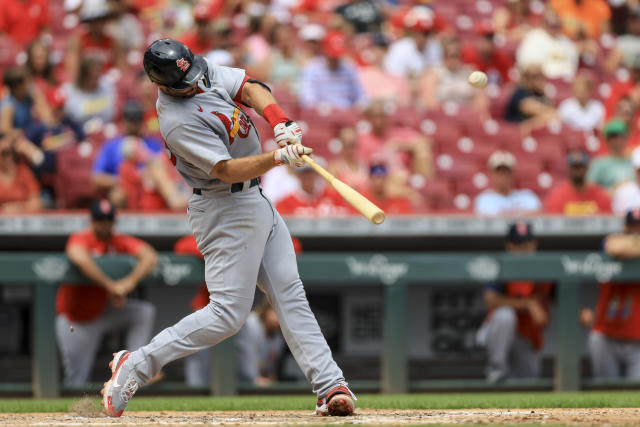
[55,142,100,208]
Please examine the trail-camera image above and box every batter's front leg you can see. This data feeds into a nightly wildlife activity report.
[257,212,346,398]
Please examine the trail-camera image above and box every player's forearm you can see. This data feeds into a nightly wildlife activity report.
[241,82,278,116]
[605,234,640,258]
[66,246,113,289]
[126,245,158,284]
[211,152,276,183]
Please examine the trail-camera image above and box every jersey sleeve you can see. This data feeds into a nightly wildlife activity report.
[66,232,90,251]
[166,123,232,174]
[114,234,146,255]
[212,65,247,100]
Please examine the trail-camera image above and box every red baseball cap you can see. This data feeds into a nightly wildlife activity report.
[403,6,435,32]
[323,31,348,59]
[476,20,494,36]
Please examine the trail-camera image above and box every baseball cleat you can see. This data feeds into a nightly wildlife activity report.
[315,383,356,416]
[100,350,139,417]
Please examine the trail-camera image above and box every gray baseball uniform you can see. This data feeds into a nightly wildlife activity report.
[128,60,346,397]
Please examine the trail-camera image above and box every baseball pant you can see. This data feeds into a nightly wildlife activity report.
[130,187,345,397]
[476,306,541,379]
[56,299,155,385]
[589,331,640,379]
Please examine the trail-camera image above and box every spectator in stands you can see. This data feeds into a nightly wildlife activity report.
[384,5,444,78]
[0,67,52,133]
[176,234,287,387]
[612,147,640,215]
[91,100,163,207]
[582,208,640,379]
[504,65,558,131]
[544,150,611,215]
[550,0,610,40]
[516,8,578,80]
[328,126,369,192]
[64,57,116,129]
[419,37,489,115]
[462,22,513,85]
[251,23,304,94]
[178,4,217,55]
[604,54,640,121]
[474,150,542,216]
[298,23,326,62]
[476,222,552,381]
[55,199,157,385]
[363,164,413,214]
[243,8,277,66]
[25,86,83,179]
[276,162,350,216]
[0,131,41,213]
[26,39,59,95]
[299,30,367,110]
[66,0,123,81]
[587,119,635,190]
[0,0,49,46]
[492,0,541,43]
[558,73,605,132]
[606,7,640,73]
[356,36,411,106]
[333,0,383,34]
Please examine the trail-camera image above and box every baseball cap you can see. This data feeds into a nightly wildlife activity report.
[567,150,589,167]
[323,31,348,59]
[90,199,116,221]
[299,23,326,42]
[123,100,144,122]
[403,6,435,32]
[369,163,388,176]
[625,208,640,226]
[507,221,535,244]
[488,150,516,170]
[604,119,628,138]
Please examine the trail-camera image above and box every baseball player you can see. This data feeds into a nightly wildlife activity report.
[101,39,355,417]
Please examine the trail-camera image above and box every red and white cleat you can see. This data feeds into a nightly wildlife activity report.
[315,383,356,416]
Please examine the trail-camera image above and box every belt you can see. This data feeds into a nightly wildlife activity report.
[193,177,260,195]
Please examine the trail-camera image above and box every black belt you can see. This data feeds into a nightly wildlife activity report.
[193,177,260,195]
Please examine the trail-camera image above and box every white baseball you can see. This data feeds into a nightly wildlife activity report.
[468,71,488,89]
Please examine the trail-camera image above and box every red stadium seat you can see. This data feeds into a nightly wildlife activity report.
[55,142,101,208]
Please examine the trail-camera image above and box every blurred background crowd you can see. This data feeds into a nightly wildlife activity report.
[1,0,640,216]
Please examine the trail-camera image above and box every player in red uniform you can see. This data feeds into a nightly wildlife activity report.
[55,199,158,385]
[586,208,640,378]
[476,222,552,381]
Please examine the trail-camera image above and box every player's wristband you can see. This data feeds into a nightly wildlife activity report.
[263,104,289,128]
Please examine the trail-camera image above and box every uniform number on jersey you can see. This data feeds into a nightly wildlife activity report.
[164,141,177,166]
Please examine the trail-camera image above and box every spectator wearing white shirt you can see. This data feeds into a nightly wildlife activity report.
[383,5,443,78]
[612,146,640,216]
[558,73,604,132]
[475,151,542,216]
[516,8,578,80]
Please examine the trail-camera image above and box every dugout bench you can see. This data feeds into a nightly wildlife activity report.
[0,251,638,397]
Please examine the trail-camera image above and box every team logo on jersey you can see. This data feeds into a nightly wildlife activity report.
[176,58,190,72]
[211,107,252,144]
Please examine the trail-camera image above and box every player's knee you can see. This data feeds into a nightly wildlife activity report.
[207,297,252,334]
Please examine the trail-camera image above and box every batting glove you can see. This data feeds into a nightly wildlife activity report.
[274,120,303,147]
[273,144,313,167]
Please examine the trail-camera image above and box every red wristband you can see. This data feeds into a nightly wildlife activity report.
[263,104,289,128]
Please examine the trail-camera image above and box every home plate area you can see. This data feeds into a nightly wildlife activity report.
[2,408,640,426]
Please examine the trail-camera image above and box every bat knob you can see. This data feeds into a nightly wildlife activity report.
[372,212,386,225]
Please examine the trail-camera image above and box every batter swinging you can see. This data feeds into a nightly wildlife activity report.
[100,39,355,417]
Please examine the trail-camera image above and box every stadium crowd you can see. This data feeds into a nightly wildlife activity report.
[1,0,640,215]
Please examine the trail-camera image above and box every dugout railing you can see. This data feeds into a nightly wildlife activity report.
[0,251,637,397]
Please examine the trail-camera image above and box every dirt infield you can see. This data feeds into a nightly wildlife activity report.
[1,408,640,426]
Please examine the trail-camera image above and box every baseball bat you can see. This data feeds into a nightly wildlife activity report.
[301,154,386,225]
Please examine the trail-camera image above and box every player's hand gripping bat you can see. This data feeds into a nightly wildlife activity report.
[301,155,386,225]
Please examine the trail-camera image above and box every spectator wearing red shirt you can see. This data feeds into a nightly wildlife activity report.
[0,131,41,213]
[0,0,49,46]
[476,222,553,381]
[544,150,611,215]
[584,209,640,379]
[178,5,218,55]
[276,163,350,217]
[363,164,413,215]
[55,199,157,385]
[462,22,513,84]
[604,55,640,121]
